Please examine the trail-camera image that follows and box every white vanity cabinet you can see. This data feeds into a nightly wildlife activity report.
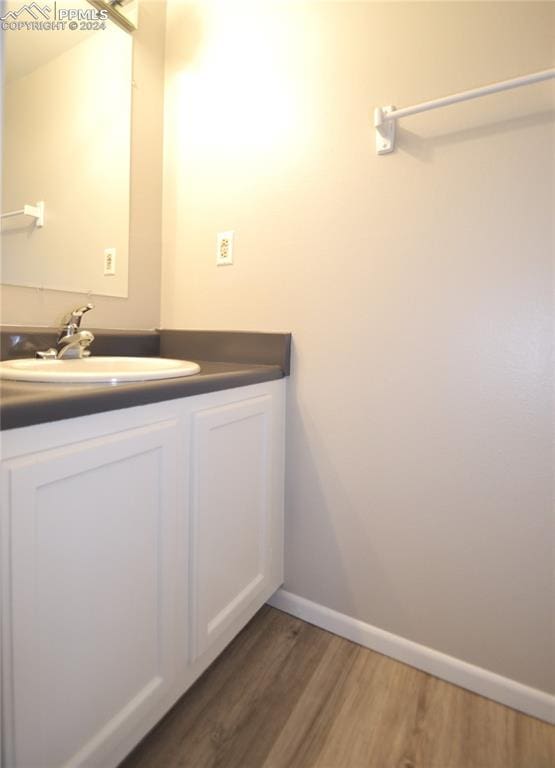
[189,391,283,665]
[0,380,285,768]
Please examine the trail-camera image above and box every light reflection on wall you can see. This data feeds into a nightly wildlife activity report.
[172,2,305,159]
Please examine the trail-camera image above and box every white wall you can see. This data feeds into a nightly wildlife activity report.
[0,0,166,328]
[162,1,554,694]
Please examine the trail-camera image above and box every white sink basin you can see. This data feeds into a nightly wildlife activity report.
[0,356,201,383]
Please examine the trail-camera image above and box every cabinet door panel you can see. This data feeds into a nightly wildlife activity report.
[191,395,273,660]
[2,420,180,768]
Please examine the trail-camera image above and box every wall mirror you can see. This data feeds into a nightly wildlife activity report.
[1,0,134,298]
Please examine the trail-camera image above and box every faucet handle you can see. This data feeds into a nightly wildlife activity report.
[61,303,94,329]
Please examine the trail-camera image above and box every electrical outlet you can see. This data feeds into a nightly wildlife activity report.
[216,231,234,266]
[104,248,116,276]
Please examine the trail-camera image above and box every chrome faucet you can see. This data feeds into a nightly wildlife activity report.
[36,304,95,360]
[57,304,95,358]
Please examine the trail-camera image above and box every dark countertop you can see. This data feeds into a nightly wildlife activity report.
[0,328,291,431]
[0,360,284,431]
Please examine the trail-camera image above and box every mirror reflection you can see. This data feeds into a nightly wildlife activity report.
[1,0,133,297]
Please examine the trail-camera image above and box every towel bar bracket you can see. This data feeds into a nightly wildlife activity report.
[374,106,396,155]
[24,202,45,227]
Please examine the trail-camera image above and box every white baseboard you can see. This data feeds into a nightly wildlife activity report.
[267,589,554,724]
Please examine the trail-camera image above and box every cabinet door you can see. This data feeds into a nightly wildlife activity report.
[190,392,282,661]
[1,419,181,768]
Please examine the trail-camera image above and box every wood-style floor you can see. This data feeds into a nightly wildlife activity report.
[121,606,554,768]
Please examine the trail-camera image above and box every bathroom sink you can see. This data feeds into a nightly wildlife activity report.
[0,356,201,383]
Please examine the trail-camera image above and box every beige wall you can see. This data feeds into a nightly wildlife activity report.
[0,0,166,328]
[162,1,554,693]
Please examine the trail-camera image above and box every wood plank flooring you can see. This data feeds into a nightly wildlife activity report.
[121,606,554,768]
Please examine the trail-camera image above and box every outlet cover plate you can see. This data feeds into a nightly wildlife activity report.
[104,248,116,276]
[217,231,234,266]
